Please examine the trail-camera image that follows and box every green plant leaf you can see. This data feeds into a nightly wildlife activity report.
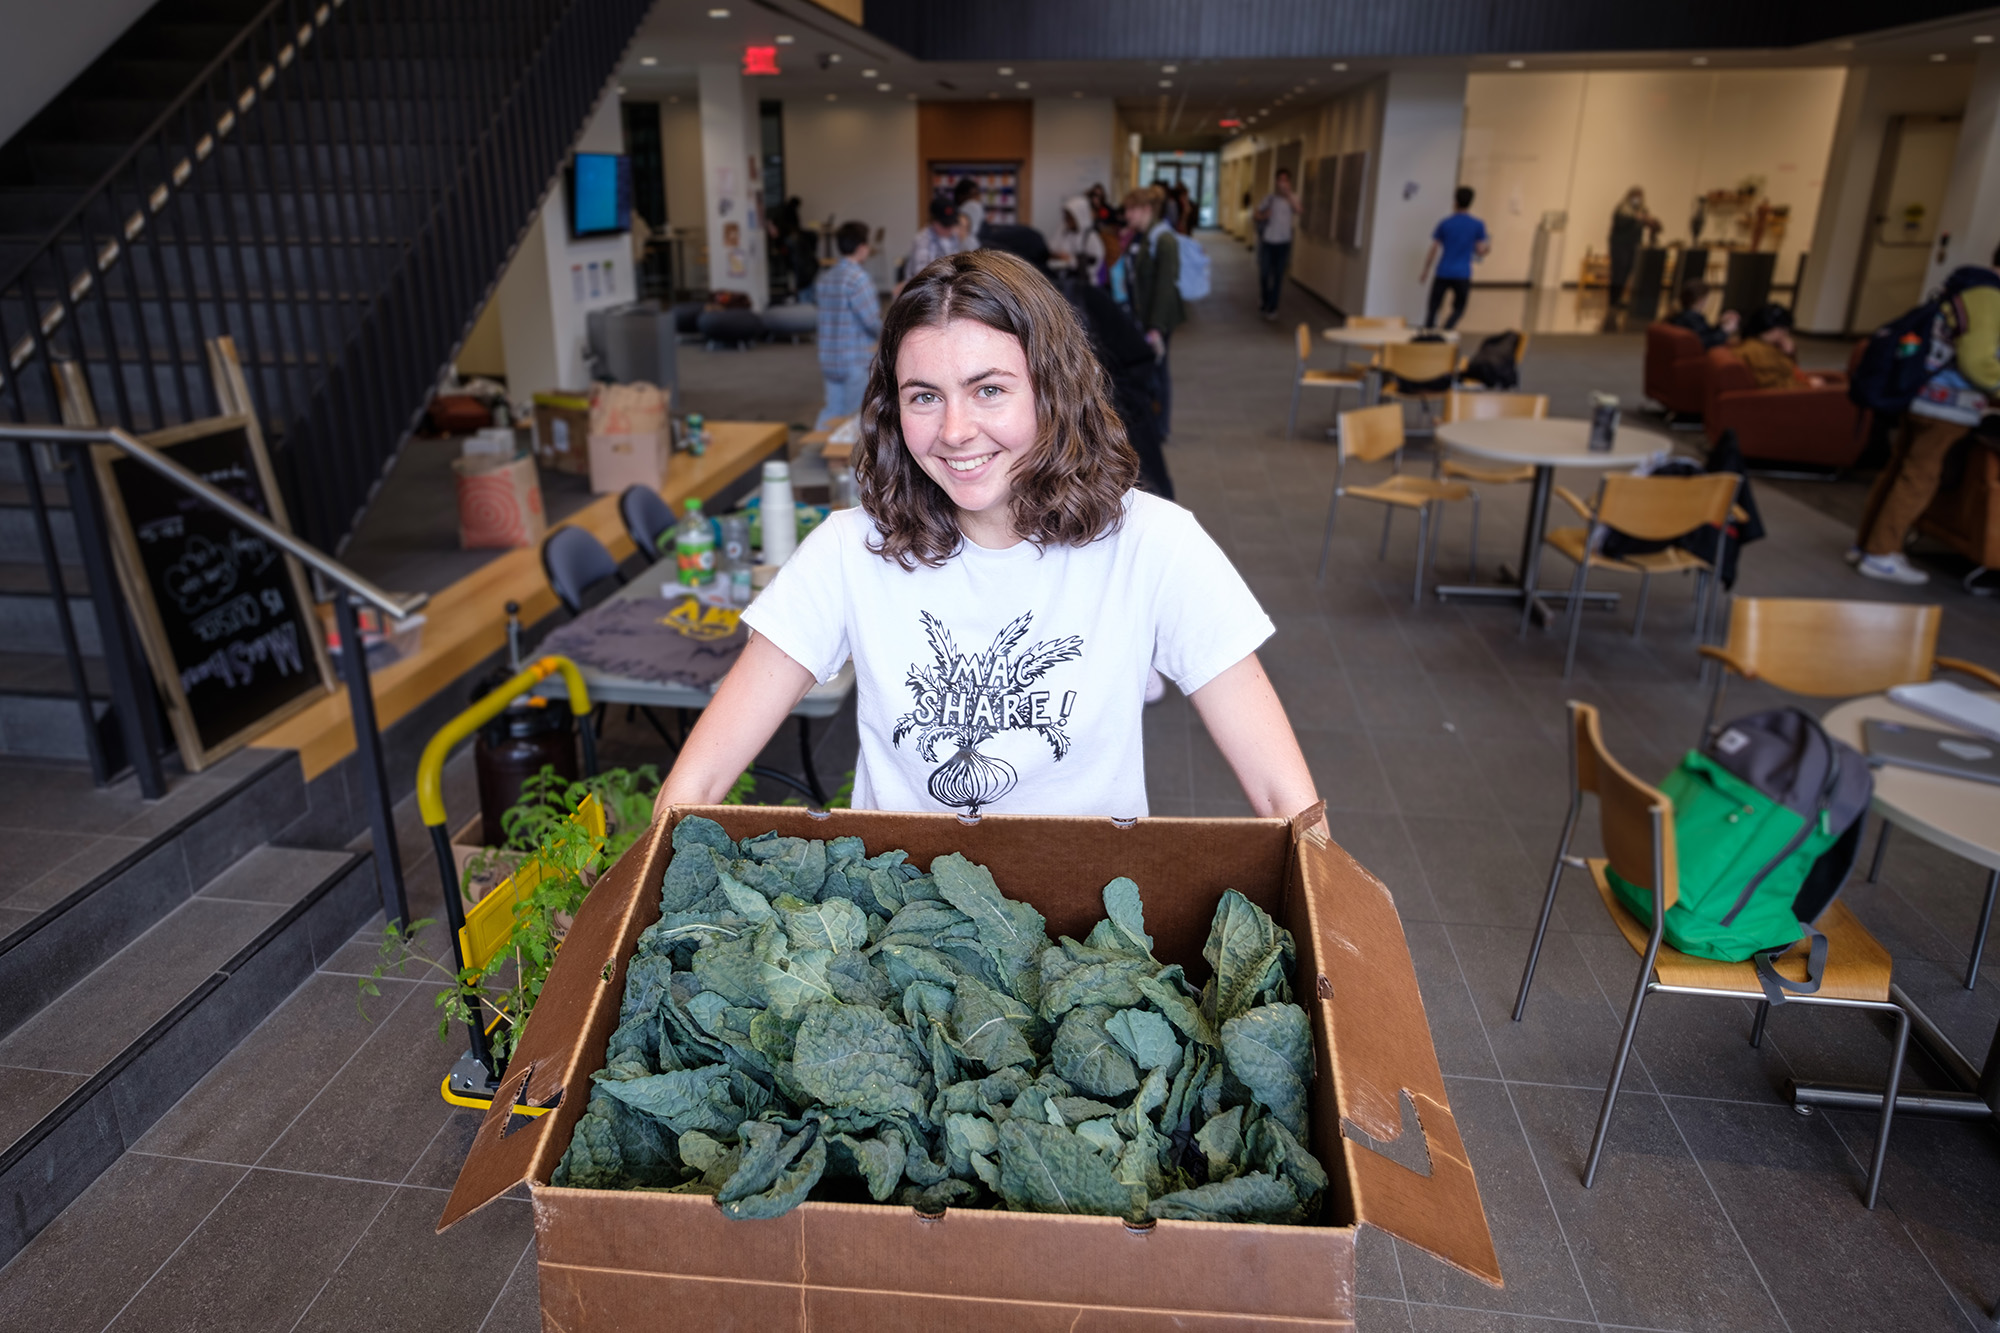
[781,895,870,953]
[1084,877,1155,959]
[1147,1172,1305,1225]
[930,854,1049,1003]
[1220,1003,1313,1139]
[827,1131,905,1200]
[995,1119,1140,1218]
[717,1121,828,1220]
[1050,1005,1140,1099]
[790,1001,932,1120]
[1135,968,1220,1050]
[950,974,1038,1071]
[1201,890,1295,1026]
[1105,1007,1183,1072]
[593,1065,744,1136]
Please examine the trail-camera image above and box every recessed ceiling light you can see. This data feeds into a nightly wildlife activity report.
[877,83,891,91]
[616,85,627,94]
[1293,85,1305,92]
[1692,56,1708,65]
[667,95,679,103]
[907,93,917,100]
[1159,79,1172,87]
[862,68,877,77]
[775,33,794,44]
[640,56,658,66]
[707,7,728,16]
[1507,59,1526,69]
[1162,65,1178,73]
[998,67,1014,76]
[988,91,1000,99]
[1931,52,1949,61]
[1072,90,1084,98]
[1306,78,1319,85]
[1976,34,1995,44]
[1332,62,1348,72]
[826,93,838,101]
[1016,80,1031,89]
[827,52,841,62]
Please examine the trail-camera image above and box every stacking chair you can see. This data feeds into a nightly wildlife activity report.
[619,485,676,559]
[540,527,626,616]
[1315,402,1477,604]
[1379,340,1461,432]
[1514,701,1909,1207]
[1435,391,1548,487]
[1697,597,2000,985]
[1288,323,1368,438]
[1527,472,1741,679]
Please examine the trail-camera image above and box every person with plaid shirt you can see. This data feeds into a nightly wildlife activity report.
[816,221,881,429]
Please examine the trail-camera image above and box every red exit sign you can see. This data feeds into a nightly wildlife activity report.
[1219,118,1242,128]
[743,45,780,75]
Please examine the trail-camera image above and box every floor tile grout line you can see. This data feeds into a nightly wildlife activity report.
[1569,924,1795,1333]
[1397,1294,1699,1331]
[94,1162,252,1333]
[285,1184,400,1333]
[127,1148,450,1193]
[1433,913,1604,1328]
[475,1237,538,1333]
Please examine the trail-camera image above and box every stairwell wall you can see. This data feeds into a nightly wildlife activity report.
[0,0,155,146]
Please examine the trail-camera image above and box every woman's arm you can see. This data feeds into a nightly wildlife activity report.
[1187,653,1320,822]
[652,633,818,817]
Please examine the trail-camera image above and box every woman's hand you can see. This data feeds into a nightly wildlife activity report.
[652,633,817,819]
[1186,653,1320,824]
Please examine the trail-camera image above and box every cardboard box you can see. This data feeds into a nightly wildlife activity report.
[587,429,669,495]
[441,805,1500,1329]
[532,392,593,475]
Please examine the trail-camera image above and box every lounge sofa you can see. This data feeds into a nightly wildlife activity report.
[1644,322,1709,419]
[1701,345,1864,470]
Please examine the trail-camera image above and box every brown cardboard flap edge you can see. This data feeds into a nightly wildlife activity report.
[438,815,673,1233]
[1291,803,1504,1287]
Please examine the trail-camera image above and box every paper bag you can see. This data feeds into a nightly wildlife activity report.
[452,452,547,549]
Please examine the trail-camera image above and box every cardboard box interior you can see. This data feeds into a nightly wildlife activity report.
[442,805,1500,1328]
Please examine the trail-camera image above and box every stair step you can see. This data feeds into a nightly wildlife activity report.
[0,841,375,1265]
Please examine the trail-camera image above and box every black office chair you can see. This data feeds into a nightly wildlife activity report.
[540,527,624,615]
[620,485,675,560]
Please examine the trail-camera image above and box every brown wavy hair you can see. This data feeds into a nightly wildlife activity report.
[854,249,1140,568]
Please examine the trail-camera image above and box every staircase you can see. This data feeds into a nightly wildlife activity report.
[0,747,378,1265]
[0,0,653,552]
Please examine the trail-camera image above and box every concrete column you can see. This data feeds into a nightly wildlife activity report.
[1362,71,1470,322]
[1928,47,2000,289]
[490,89,631,394]
[698,61,769,309]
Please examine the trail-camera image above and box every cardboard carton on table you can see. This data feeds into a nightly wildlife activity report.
[441,804,1501,1329]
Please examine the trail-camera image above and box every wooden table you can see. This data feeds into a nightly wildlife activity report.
[1792,692,2000,1130]
[1321,326,1461,349]
[1431,418,1664,622]
[535,558,856,802]
[254,421,789,779]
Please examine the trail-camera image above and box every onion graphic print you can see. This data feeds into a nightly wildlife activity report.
[892,611,1083,813]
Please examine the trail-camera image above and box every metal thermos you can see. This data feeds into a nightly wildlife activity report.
[474,693,578,847]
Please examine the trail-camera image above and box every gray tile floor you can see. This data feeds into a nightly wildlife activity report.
[6,237,2000,1332]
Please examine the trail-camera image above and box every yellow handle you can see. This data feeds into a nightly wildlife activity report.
[416,655,592,828]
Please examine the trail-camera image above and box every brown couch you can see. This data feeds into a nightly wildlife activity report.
[1701,346,1864,469]
[1644,322,1709,418]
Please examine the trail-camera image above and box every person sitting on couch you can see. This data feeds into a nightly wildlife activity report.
[1735,304,1826,391]
[1667,279,1738,349]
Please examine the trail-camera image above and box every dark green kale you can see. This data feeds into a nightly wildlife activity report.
[549,816,1328,1227]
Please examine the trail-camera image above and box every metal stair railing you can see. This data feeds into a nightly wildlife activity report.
[0,421,425,928]
[0,0,652,550]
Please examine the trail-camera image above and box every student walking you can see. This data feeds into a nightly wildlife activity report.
[1120,189,1186,438]
[1253,169,1299,320]
[814,221,880,429]
[908,197,971,280]
[1419,187,1489,330]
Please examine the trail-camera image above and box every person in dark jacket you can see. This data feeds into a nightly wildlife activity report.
[1120,189,1186,439]
[1667,279,1738,348]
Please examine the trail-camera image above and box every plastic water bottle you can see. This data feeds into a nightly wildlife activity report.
[760,459,798,565]
[674,496,716,586]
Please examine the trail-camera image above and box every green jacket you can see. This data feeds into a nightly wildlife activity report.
[1129,227,1186,338]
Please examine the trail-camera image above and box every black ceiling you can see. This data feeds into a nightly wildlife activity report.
[860,0,1995,61]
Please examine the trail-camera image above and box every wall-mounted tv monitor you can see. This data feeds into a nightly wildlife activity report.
[568,152,632,238]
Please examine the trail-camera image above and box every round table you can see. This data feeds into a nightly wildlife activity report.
[1789,692,2000,1125]
[1430,418,1666,617]
[1322,326,1460,348]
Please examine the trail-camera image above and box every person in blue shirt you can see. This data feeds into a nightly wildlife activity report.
[1418,187,1490,330]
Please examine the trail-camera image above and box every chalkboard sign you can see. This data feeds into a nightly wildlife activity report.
[94,415,333,771]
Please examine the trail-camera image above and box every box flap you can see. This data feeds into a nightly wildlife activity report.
[1289,804,1503,1286]
[438,814,671,1232]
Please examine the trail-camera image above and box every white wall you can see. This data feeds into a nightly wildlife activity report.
[1794,63,1974,332]
[1929,48,2000,292]
[782,98,918,246]
[1460,68,1846,287]
[699,63,769,308]
[493,91,633,393]
[1364,71,1471,320]
[0,0,154,145]
[661,98,706,229]
[1030,98,1115,237]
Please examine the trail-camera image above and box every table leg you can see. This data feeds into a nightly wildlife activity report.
[1968,869,2000,991]
[1791,981,2000,1121]
[1435,464,1619,619]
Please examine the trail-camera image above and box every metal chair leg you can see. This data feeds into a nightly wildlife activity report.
[1288,382,1301,438]
[1316,490,1342,582]
[1631,572,1651,638]
[1584,944,1660,1188]
[1378,505,1395,561]
[1411,507,1430,606]
[1867,819,1892,883]
[1966,868,1999,991]
[1513,806,1580,1021]
[1863,1003,1911,1210]
[1561,556,1591,680]
[1468,491,1481,582]
[1749,1000,1770,1048]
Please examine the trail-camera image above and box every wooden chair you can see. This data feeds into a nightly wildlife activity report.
[1379,340,1461,432]
[1436,391,1547,486]
[1514,701,1909,1208]
[1527,472,1742,679]
[1697,598,2000,985]
[1315,402,1477,604]
[1288,322,1365,438]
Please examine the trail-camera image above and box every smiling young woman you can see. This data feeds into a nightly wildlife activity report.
[654,250,1318,823]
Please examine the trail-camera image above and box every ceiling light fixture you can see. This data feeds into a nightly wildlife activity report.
[774,33,794,44]
[667,95,678,103]
[1976,34,1995,44]
[1162,65,1178,73]
[862,68,877,77]
[1016,80,1030,89]
[707,7,729,16]
[1332,62,1348,72]
[1159,79,1173,87]
[826,92,837,100]
[640,56,657,66]
[1293,85,1305,92]
[988,91,1000,99]
[877,83,891,91]
[998,67,1014,76]
[616,85,627,94]
[1072,90,1084,98]
[1692,56,1708,65]
[1931,52,1949,61]
[1507,59,1526,69]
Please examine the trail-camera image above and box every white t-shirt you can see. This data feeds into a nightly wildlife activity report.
[1258,192,1295,244]
[741,491,1273,818]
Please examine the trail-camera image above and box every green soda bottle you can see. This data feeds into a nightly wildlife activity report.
[674,496,716,586]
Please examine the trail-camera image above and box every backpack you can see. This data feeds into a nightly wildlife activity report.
[1459,331,1522,390]
[1596,432,1764,586]
[1151,223,1211,301]
[1848,266,2000,415]
[1607,708,1872,1002]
